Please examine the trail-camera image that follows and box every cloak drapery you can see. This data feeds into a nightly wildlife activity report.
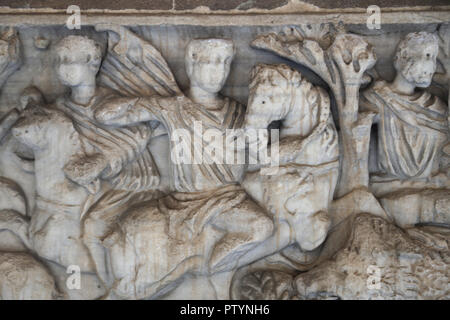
[362,81,448,179]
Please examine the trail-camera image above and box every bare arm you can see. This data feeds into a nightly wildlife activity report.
[94,96,174,126]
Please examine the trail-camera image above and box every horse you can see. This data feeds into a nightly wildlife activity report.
[109,63,342,298]
[8,105,95,269]
[0,105,106,299]
[0,104,240,300]
[240,63,340,265]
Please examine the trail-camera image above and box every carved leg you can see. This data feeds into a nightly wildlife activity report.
[208,197,273,273]
[82,190,135,287]
[83,217,114,288]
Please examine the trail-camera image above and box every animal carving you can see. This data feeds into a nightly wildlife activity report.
[1,105,96,271]
[242,64,339,253]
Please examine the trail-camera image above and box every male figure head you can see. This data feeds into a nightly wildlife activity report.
[54,36,102,105]
[392,32,439,94]
[185,39,235,106]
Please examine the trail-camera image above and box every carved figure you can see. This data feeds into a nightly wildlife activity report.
[242,64,339,255]
[92,30,274,298]
[0,21,449,301]
[233,214,450,300]
[362,32,448,180]
[51,35,161,287]
[0,28,60,300]
[363,32,450,228]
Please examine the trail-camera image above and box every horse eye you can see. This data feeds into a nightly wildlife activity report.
[262,101,265,104]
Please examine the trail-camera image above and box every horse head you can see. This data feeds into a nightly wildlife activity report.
[12,105,75,152]
[244,64,302,130]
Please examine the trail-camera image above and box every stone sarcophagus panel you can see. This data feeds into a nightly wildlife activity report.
[0,0,449,300]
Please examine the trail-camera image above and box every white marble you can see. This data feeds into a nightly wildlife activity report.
[0,22,448,300]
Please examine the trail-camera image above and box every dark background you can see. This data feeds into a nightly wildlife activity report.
[0,0,449,10]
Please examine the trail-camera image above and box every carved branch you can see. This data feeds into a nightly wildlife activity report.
[251,25,377,197]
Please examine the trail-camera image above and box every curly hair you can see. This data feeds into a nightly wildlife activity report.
[249,63,303,94]
[185,38,235,63]
[54,36,102,69]
[394,32,438,72]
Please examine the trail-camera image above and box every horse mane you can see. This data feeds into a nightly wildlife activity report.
[22,104,82,152]
[247,63,332,140]
[249,63,303,93]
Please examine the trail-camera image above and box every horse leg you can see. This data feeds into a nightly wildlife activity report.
[83,216,115,288]
[82,190,138,288]
[208,198,274,273]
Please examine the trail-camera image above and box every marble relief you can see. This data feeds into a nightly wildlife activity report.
[0,21,448,300]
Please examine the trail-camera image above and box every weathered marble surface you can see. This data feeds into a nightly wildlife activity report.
[233,213,450,300]
[0,15,449,300]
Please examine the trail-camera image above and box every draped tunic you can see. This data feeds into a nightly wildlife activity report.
[362,81,448,179]
[56,87,160,193]
[133,94,246,193]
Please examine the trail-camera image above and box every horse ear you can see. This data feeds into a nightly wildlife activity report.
[291,71,303,88]
[250,63,268,81]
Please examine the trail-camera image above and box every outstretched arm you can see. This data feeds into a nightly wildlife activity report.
[94,96,173,127]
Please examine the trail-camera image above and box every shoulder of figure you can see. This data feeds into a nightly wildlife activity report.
[367,80,388,93]
[138,94,182,113]
[361,80,390,101]
[358,80,388,113]
[425,93,448,115]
